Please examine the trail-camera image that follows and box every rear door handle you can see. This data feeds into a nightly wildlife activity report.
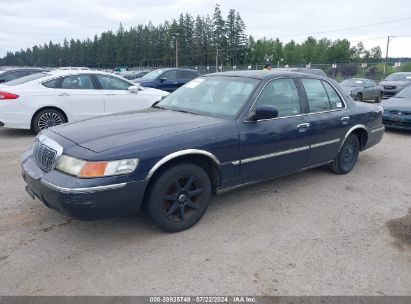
[58,93,69,97]
[341,116,350,124]
[297,122,310,132]
[297,123,310,129]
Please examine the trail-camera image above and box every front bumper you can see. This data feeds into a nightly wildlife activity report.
[383,114,411,131]
[22,153,149,220]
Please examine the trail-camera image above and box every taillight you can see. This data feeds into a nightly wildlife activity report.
[0,91,19,100]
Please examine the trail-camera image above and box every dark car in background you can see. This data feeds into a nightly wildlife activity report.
[276,67,327,78]
[380,85,411,131]
[135,68,199,92]
[21,71,384,232]
[120,70,150,80]
[379,72,411,97]
[340,78,382,102]
[0,68,47,83]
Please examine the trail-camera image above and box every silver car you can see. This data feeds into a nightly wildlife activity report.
[340,78,383,103]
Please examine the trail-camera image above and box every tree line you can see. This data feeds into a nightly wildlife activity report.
[0,4,384,68]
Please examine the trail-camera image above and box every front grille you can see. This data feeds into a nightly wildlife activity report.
[32,135,63,172]
[384,85,396,90]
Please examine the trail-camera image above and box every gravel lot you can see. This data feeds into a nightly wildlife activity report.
[0,127,410,296]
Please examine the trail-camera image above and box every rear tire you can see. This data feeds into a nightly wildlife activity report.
[146,163,212,232]
[355,93,362,101]
[33,109,66,134]
[331,134,360,175]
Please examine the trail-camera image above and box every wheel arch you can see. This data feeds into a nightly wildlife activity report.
[146,149,222,192]
[339,124,368,151]
[31,106,68,129]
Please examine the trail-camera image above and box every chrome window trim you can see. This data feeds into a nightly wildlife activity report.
[244,77,348,123]
[147,149,220,179]
[41,179,126,194]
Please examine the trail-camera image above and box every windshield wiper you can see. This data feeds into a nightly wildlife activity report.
[170,108,199,115]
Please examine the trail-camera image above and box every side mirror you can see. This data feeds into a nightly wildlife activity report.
[160,78,167,83]
[128,85,140,92]
[250,105,279,121]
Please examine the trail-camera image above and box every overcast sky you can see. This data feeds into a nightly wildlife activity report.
[1,0,410,59]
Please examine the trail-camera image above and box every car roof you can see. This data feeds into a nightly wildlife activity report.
[0,67,46,73]
[152,68,199,72]
[204,70,324,80]
[46,69,117,77]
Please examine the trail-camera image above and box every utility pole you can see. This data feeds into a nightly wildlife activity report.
[59,58,62,67]
[215,48,219,72]
[384,36,395,75]
[174,33,179,67]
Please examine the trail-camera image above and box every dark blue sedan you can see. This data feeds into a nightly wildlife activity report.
[21,71,385,232]
[134,68,199,92]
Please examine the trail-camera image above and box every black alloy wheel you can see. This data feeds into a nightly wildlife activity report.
[331,134,360,174]
[146,163,211,232]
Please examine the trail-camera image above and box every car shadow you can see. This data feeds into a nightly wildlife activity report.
[0,128,35,138]
[384,128,411,135]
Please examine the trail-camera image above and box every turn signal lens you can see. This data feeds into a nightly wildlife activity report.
[80,162,108,178]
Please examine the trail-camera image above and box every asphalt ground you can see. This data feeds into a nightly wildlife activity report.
[0,127,410,295]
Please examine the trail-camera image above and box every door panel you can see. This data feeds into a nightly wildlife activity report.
[300,78,351,166]
[238,117,310,182]
[54,74,104,121]
[237,78,310,182]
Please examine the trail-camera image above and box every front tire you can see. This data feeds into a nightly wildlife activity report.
[355,93,362,101]
[33,109,66,134]
[146,163,212,232]
[331,134,360,174]
[375,92,382,103]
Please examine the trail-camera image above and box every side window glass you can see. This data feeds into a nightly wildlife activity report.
[162,71,177,81]
[42,78,58,88]
[302,78,331,113]
[322,81,344,110]
[2,72,20,82]
[255,78,301,117]
[61,75,94,90]
[96,75,130,90]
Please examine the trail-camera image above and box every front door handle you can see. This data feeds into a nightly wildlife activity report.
[58,93,69,97]
[341,116,350,125]
[297,123,310,130]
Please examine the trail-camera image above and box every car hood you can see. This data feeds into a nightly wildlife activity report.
[380,97,411,111]
[49,108,225,153]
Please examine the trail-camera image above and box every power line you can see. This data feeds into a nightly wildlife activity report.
[277,17,411,39]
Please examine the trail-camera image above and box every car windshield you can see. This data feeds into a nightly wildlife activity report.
[396,85,411,98]
[341,79,364,87]
[5,72,50,86]
[141,70,163,80]
[384,73,411,81]
[156,76,260,117]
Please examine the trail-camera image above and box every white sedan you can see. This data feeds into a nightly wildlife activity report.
[0,70,169,133]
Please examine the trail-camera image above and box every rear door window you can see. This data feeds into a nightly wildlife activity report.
[60,75,95,90]
[301,78,331,113]
[322,81,344,110]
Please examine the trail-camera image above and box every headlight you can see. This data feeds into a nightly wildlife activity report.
[56,155,139,178]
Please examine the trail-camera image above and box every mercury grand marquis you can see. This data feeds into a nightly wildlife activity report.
[21,71,385,232]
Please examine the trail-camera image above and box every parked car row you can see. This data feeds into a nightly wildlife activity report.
[19,70,385,232]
